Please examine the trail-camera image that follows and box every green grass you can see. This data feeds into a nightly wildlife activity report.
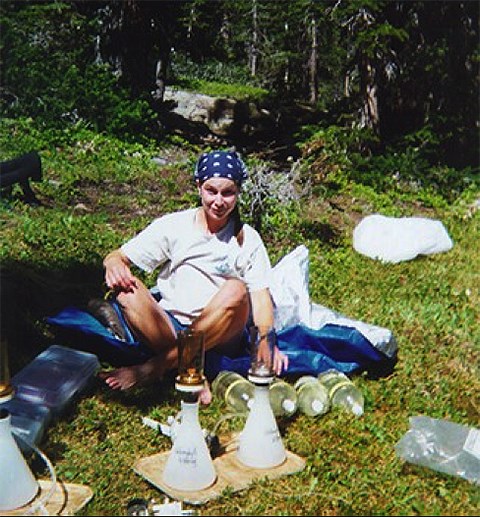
[1,120,479,515]
[174,78,269,102]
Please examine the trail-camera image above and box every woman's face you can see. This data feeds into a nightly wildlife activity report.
[198,177,239,224]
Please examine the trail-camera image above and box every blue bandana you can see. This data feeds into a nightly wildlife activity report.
[194,150,248,185]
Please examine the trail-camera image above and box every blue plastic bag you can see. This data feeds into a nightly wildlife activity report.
[46,306,396,379]
[46,304,154,366]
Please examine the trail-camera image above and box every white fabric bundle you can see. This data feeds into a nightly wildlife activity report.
[353,214,453,264]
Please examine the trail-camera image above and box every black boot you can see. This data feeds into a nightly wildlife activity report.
[87,299,128,341]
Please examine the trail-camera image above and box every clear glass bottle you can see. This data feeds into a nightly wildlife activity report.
[211,371,255,414]
[294,375,330,417]
[318,369,364,416]
[268,378,298,417]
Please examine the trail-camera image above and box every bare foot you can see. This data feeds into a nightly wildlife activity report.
[98,360,213,406]
[98,366,144,390]
[98,357,162,391]
[199,380,212,405]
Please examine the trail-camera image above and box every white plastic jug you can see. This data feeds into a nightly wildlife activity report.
[0,409,39,510]
[162,400,216,491]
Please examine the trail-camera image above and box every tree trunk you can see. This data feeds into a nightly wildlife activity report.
[250,0,258,77]
[309,15,318,104]
[359,52,380,133]
[153,55,168,103]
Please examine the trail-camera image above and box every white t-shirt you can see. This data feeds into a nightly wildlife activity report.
[121,208,272,325]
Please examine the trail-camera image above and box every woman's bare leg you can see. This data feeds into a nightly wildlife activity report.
[192,278,250,351]
[99,278,250,398]
[99,278,178,390]
[116,278,177,353]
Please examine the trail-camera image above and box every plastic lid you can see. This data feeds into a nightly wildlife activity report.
[11,346,100,412]
[352,403,364,416]
[247,372,273,385]
[282,399,296,413]
[311,400,325,413]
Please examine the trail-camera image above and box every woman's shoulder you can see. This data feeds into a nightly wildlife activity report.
[154,207,197,225]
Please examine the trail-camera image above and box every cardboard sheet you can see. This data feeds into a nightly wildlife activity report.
[4,479,93,516]
[134,434,306,505]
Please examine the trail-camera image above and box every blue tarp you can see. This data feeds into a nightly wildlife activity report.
[46,304,396,380]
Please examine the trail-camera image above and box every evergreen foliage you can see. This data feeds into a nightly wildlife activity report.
[1,1,478,169]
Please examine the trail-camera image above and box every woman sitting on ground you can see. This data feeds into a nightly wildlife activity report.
[97,149,288,402]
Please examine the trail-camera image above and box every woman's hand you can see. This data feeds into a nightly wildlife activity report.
[273,346,289,376]
[254,333,288,376]
[103,250,137,293]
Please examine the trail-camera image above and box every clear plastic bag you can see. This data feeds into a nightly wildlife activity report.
[395,415,480,485]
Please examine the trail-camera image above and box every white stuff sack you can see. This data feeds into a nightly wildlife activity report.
[353,214,453,263]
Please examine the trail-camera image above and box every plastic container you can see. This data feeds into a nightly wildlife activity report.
[211,371,255,414]
[269,378,298,417]
[294,375,330,417]
[0,397,51,453]
[11,345,100,415]
[318,369,364,416]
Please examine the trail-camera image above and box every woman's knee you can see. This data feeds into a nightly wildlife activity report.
[221,278,249,309]
[116,278,153,314]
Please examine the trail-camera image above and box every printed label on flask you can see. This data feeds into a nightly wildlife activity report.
[174,446,198,466]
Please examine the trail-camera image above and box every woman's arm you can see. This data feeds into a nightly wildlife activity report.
[250,287,274,328]
[250,288,289,375]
